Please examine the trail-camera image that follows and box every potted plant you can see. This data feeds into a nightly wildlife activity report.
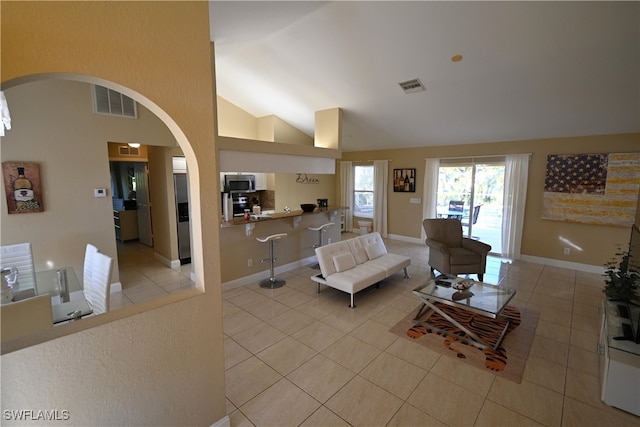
[603,248,640,302]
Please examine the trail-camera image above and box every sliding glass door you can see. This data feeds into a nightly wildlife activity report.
[436,161,504,253]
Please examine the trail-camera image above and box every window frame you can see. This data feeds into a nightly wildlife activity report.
[353,164,374,219]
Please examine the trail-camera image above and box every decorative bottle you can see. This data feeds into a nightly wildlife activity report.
[13,166,34,209]
[404,171,410,191]
[409,170,415,192]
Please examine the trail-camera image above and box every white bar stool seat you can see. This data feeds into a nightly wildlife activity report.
[307,222,334,269]
[256,233,288,288]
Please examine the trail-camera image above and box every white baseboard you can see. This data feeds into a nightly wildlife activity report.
[153,251,172,268]
[222,255,317,289]
[386,233,605,274]
[110,281,122,293]
[153,251,181,270]
[209,415,230,427]
[520,254,604,274]
[387,233,423,244]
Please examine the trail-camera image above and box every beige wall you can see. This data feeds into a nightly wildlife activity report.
[271,116,314,145]
[218,97,313,146]
[342,133,640,267]
[274,173,337,211]
[148,146,185,264]
[218,97,259,140]
[1,2,226,426]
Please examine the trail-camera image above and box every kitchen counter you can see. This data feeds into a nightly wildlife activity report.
[220,206,343,228]
[218,206,344,284]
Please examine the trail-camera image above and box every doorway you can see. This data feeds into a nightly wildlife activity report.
[436,161,505,253]
[109,160,153,247]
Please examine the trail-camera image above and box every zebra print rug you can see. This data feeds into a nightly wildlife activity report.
[389,303,539,383]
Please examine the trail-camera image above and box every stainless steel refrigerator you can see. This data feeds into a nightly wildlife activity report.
[174,173,191,264]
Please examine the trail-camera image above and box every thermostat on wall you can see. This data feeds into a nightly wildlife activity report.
[94,188,107,198]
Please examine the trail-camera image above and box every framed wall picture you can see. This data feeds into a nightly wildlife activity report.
[393,168,416,192]
[2,161,44,214]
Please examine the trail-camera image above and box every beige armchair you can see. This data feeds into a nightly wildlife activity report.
[422,218,492,281]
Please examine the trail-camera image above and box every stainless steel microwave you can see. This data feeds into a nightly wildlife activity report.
[224,174,255,193]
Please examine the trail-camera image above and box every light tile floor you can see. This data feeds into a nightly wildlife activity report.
[110,241,195,310]
[223,234,640,427]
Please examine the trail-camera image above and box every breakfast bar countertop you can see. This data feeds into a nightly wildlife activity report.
[220,206,344,228]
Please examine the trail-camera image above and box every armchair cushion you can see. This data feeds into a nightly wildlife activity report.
[449,247,482,265]
[425,218,463,247]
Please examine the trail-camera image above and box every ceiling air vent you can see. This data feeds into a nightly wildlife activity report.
[398,78,425,94]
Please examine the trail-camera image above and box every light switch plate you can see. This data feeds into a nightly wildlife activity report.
[94,188,107,198]
[410,197,421,204]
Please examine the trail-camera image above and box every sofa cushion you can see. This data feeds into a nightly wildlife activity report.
[315,241,352,278]
[365,242,385,260]
[325,264,387,294]
[367,253,411,275]
[333,252,356,272]
[346,237,369,264]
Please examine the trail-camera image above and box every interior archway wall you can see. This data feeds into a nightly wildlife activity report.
[1,2,226,425]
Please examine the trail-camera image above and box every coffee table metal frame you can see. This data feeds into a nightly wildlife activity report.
[412,277,516,351]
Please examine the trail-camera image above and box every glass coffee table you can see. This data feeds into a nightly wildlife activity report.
[412,276,516,350]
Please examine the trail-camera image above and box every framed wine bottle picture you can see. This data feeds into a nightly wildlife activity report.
[393,168,416,192]
[2,161,44,214]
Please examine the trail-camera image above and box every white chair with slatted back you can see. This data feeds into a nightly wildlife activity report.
[0,242,36,291]
[83,251,113,315]
[83,244,99,289]
[1,294,53,341]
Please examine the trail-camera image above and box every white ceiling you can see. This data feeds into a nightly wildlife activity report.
[210,1,639,152]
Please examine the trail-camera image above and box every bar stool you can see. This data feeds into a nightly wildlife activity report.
[308,222,334,269]
[256,233,288,288]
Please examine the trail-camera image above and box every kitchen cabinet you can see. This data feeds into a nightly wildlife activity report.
[598,300,640,416]
[254,173,267,190]
[114,210,139,242]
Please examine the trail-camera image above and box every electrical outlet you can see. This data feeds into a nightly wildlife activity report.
[247,258,252,267]
[328,238,332,244]
[563,248,570,255]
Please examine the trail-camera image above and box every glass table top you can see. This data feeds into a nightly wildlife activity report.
[413,276,516,318]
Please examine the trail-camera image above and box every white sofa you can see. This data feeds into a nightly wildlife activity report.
[311,232,410,307]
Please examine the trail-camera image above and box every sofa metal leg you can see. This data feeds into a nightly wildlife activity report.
[403,267,410,278]
[349,294,355,308]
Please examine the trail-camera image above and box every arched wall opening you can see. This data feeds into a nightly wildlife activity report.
[1,73,207,350]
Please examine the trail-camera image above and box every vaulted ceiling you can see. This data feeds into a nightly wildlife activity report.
[210,1,639,152]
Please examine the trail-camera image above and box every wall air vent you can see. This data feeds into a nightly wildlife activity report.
[398,78,425,94]
[118,145,140,156]
[93,85,138,118]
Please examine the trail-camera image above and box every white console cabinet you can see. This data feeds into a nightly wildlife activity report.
[598,300,640,416]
